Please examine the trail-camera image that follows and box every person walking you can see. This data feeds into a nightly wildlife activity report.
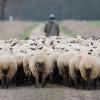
[44,14,60,37]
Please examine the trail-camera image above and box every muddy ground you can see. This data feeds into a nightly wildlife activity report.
[0,84,100,100]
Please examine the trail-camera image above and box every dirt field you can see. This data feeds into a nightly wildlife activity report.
[0,20,100,39]
[61,20,100,39]
[0,84,100,100]
[0,20,100,100]
[0,21,34,39]
[0,85,100,100]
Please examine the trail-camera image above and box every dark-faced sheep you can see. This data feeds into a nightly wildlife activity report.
[29,51,52,88]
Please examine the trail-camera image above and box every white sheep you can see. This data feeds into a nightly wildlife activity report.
[57,51,77,86]
[29,51,52,88]
[49,51,62,83]
[0,55,17,88]
[79,55,100,89]
[13,53,25,86]
[69,53,87,88]
[23,52,36,84]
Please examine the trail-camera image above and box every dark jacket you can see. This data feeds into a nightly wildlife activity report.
[44,20,60,37]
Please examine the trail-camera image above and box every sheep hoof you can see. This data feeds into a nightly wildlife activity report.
[6,77,9,89]
[35,84,41,88]
[88,87,91,90]
[64,83,68,87]
[75,86,79,90]
[41,83,46,88]
[2,86,5,89]
[93,86,97,90]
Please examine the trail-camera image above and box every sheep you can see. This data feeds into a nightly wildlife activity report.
[23,52,35,84]
[29,51,52,88]
[69,53,87,89]
[13,53,26,86]
[79,55,100,90]
[49,51,62,83]
[0,55,17,88]
[23,53,34,76]
[57,51,77,86]
[41,46,53,55]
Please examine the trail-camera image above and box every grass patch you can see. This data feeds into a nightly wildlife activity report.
[20,21,45,39]
[87,20,100,27]
[60,26,77,37]
[20,22,39,39]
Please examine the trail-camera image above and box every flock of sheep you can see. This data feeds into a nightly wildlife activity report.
[0,35,100,90]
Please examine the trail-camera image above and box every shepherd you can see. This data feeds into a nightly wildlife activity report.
[44,14,60,37]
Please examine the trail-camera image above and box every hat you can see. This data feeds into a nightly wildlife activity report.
[49,14,55,20]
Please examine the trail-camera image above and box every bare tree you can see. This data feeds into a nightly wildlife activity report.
[0,0,7,20]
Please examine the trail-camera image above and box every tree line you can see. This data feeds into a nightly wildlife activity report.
[0,0,100,21]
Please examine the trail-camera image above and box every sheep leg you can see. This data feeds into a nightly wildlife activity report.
[68,75,72,87]
[1,76,5,89]
[41,75,46,88]
[15,74,20,86]
[6,77,10,89]
[87,79,93,90]
[87,79,97,90]
[49,72,53,83]
[82,79,86,89]
[15,74,18,86]
[25,72,31,85]
[35,76,40,88]
[67,73,72,87]
[27,75,31,85]
[73,75,79,89]
[63,75,68,86]
[93,79,97,89]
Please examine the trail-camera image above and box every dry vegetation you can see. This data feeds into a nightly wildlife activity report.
[0,21,35,39]
[0,20,100,40]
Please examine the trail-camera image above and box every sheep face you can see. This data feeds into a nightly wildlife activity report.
[35,61,45,73]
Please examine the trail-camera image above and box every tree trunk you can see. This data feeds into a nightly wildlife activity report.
[0,0,7,21]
